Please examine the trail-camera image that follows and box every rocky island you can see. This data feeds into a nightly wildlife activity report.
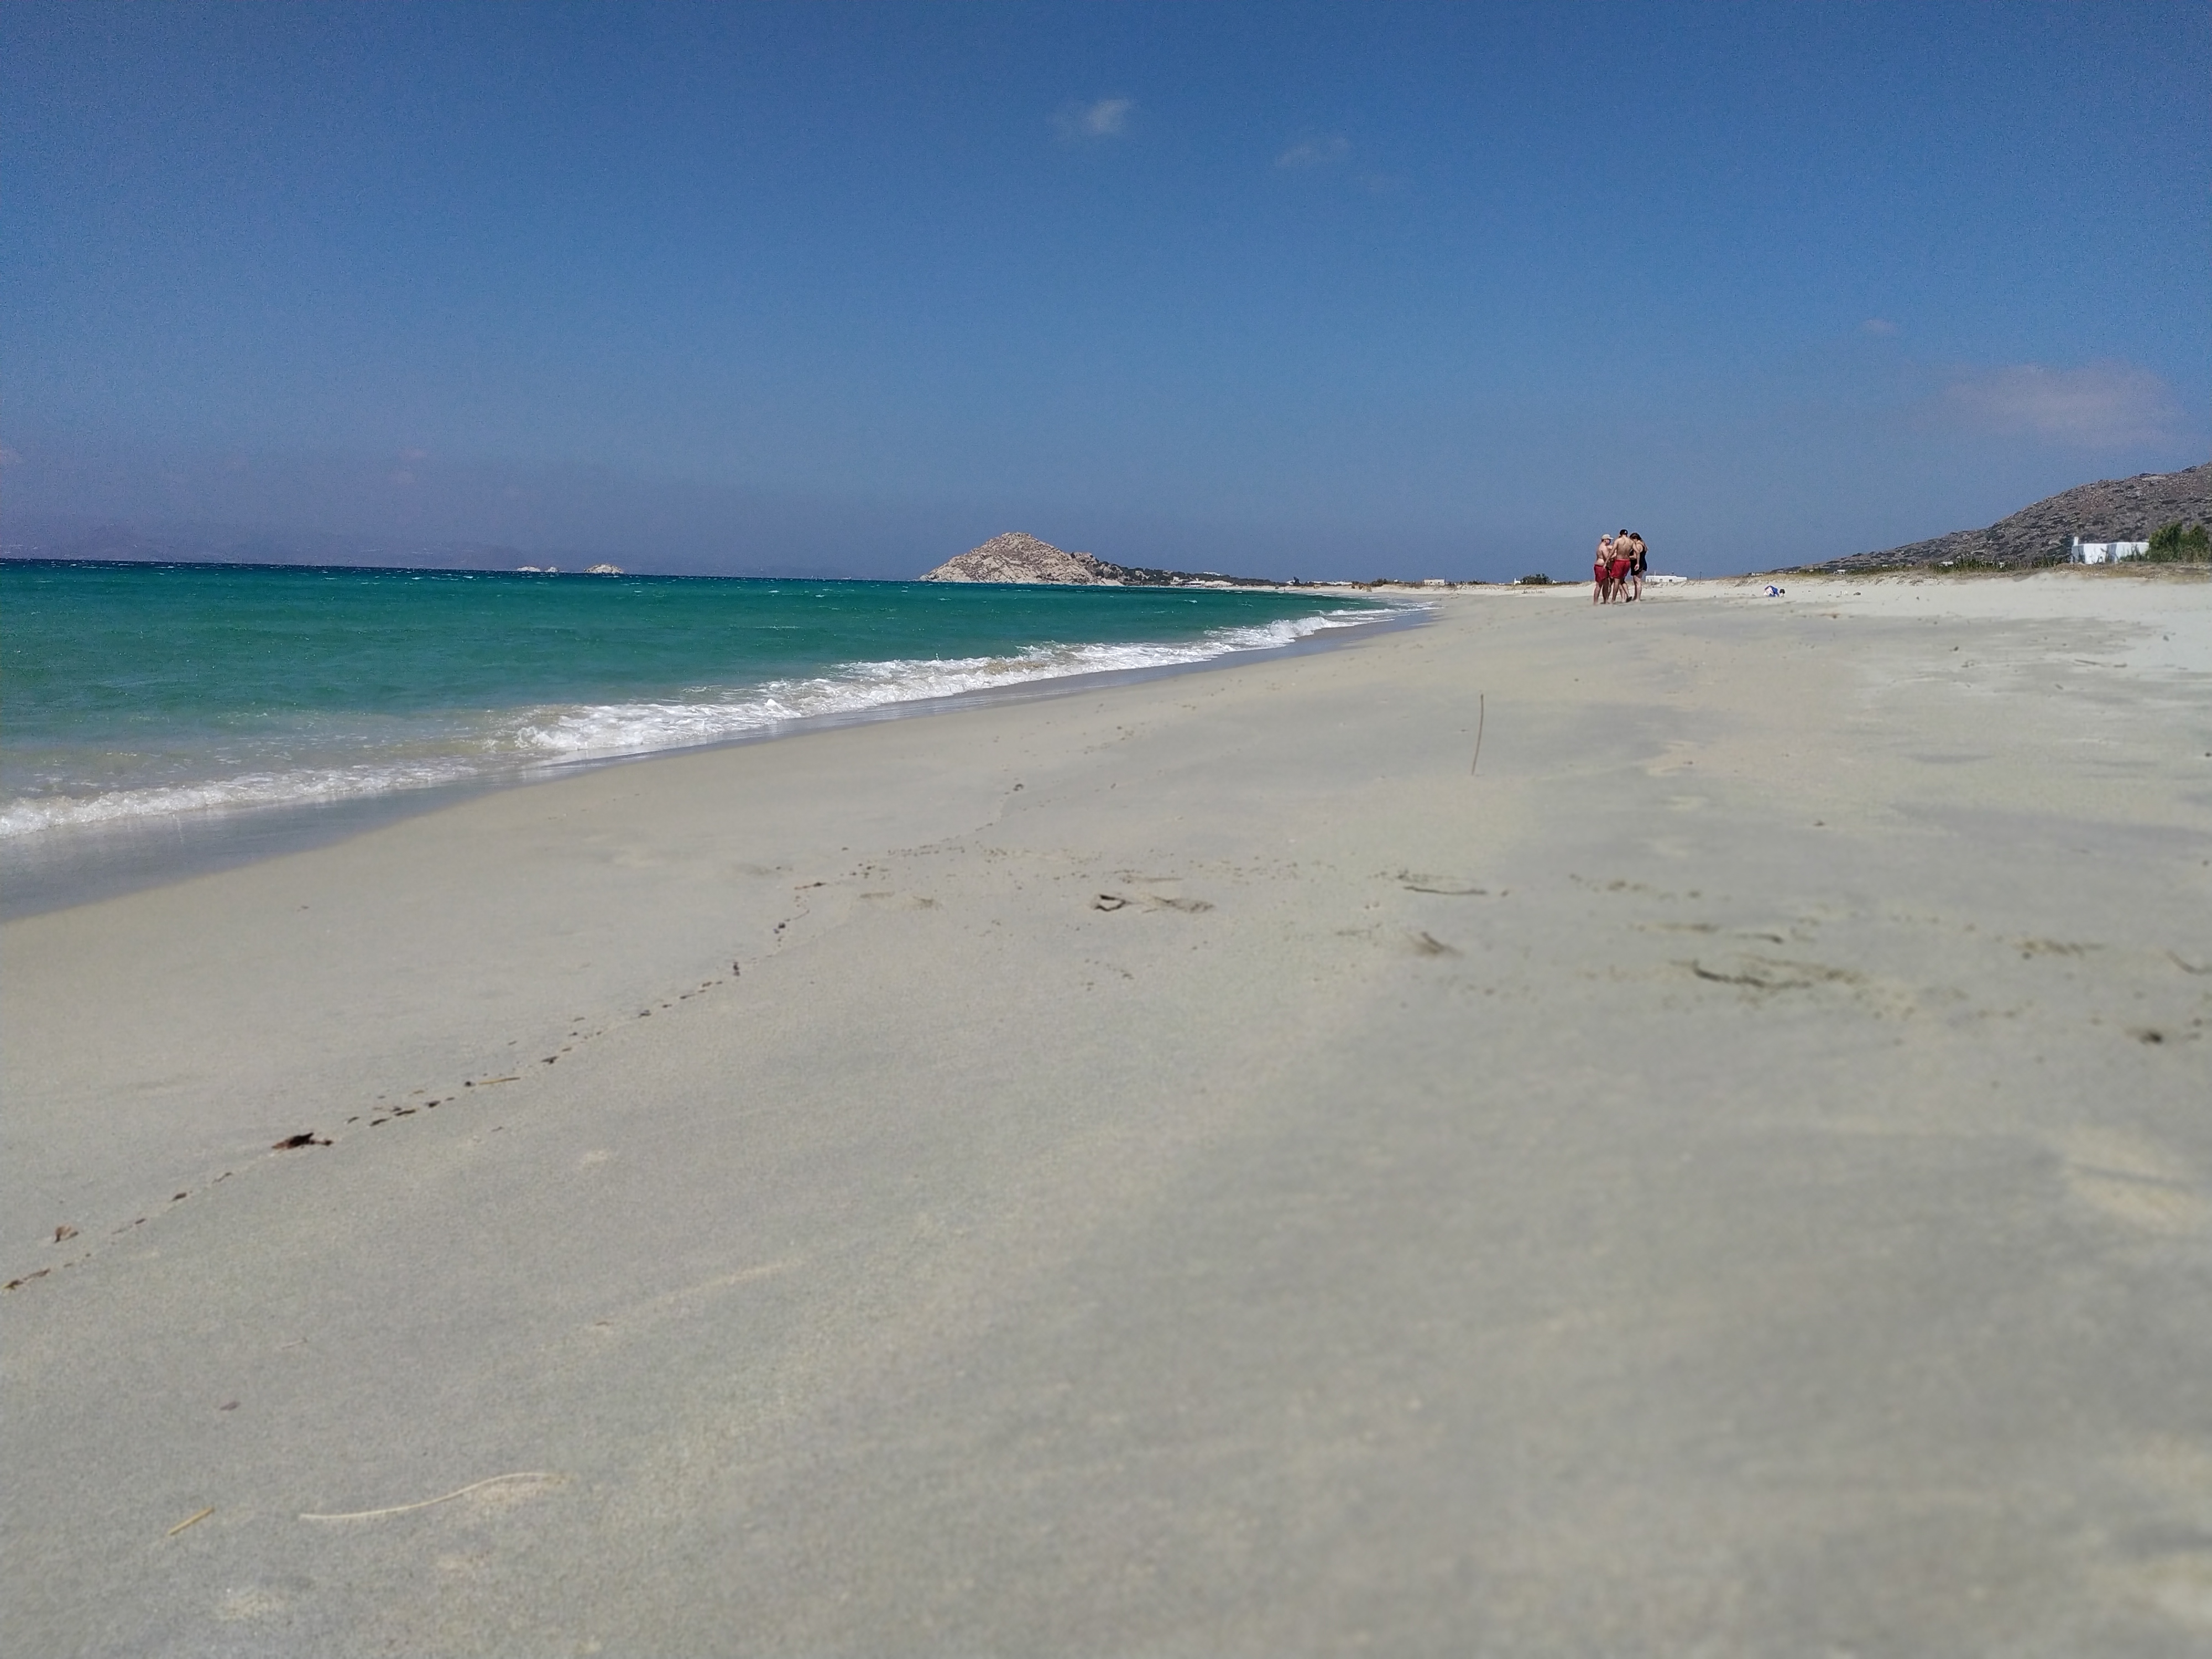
[921,531,1274,587]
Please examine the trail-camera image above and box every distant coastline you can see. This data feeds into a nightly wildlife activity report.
[1806,460,2211,573]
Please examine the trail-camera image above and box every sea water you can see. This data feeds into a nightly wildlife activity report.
[3,561,1401,906]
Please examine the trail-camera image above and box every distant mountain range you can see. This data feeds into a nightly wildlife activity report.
[1818,461,2211,572]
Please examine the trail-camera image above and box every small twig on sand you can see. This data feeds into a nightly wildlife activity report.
[300,1472,560,1522]
[167,1506,215,1537]
[1470,694,1486,776]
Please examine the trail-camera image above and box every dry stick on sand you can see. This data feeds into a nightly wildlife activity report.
[1470,693,1486,776]
[166,1506,215,1537]
[299,1472,561,1522]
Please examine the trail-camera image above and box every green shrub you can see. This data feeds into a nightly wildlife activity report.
[2145,521,2211,562]
[1517,573,1552,585]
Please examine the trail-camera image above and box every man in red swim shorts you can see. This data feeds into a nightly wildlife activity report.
[1607,546,1631,599]
[1593,534,1613,603]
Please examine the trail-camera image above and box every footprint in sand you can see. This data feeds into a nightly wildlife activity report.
[1093,891,1212,914]
[2057,1130,2209,1237]
[2019,938,2103,959]
[1393,870,1489,896]
[1686,954,1858,993]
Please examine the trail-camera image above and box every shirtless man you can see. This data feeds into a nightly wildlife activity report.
[1593,534,1614,603]
[1608,530,1632,604]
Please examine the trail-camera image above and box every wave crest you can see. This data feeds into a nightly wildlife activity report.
[1,606,1400,840]
[505,612,1370,759]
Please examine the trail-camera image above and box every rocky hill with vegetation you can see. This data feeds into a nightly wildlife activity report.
[1820,461,2211,571]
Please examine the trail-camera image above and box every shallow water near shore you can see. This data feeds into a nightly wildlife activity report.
[2,561,1408,914]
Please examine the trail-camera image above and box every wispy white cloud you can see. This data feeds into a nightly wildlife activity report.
[1933,360,2182,448]
[1860,318,1898,337]
[1276,134,1350,169]
[1055,98,1132,141]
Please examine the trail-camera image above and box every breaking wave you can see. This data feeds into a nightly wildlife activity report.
[0,761,488,839]
[1,606,1402,840]
[502,611,1374,760]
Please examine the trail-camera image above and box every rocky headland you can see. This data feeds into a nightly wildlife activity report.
[1818,461,2211,572]
[921,532,1273,587]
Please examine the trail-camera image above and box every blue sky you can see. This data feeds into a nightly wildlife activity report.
[4,1,2205,578]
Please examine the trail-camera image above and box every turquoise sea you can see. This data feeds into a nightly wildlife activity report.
[3,561,1399,849]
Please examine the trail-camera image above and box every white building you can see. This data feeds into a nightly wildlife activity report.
[2069,537,2148,564]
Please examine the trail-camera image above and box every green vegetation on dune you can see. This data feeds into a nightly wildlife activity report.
[2143,520,2211,562]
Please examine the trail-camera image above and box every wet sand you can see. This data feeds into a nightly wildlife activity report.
[6,569,2210,1655]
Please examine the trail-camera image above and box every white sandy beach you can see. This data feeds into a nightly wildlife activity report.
[6,568,2211,1655]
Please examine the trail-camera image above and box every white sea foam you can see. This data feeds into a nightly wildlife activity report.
[0,606,1402,841]
[504,610,1382,760]
[0,759,488,839]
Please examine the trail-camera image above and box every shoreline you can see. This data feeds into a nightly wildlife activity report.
[1,597,1425,920]
[6,569,2209,1652]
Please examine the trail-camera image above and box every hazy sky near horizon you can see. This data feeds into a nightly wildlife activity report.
[4,1,2205,579]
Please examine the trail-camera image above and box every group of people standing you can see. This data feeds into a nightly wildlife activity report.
[1592,530,1648,603]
